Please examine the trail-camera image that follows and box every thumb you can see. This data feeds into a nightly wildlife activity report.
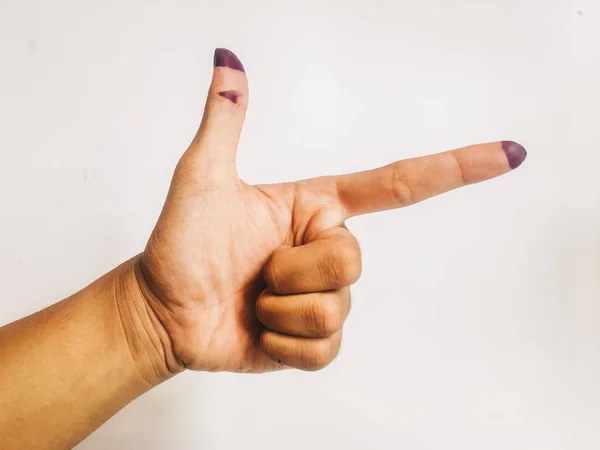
[184,48,248,171]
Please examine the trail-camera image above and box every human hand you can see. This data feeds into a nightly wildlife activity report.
[124,49,526,379]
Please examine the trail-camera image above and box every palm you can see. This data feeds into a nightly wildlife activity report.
[141,176,345,373]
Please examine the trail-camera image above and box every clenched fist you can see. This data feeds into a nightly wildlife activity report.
[118,49,526,381]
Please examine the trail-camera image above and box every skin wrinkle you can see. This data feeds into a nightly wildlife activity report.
[391,161,416,207]
[252,185,291,241]
[113,275,154,388]
[131,260,186,375]
[450,150,467,185]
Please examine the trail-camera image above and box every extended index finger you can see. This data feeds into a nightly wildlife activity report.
[335,141,526,218]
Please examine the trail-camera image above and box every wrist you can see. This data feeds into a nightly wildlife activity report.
[112,256,185,387]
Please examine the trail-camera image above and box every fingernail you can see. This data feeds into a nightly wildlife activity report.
[214,48,245,73]
[502,141,527,169]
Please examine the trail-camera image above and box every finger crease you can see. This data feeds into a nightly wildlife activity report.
[391,164,415,206]
[450,150,467,186]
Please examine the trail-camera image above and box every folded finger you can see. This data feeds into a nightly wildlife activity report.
[256,287,350,338]
[263,227,361,295]
[260,330,343,371]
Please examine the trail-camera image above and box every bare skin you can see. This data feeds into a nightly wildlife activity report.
[0,49,526,449]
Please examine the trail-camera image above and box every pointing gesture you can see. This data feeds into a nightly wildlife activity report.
[0,47,529,449]
[135,49,526,377]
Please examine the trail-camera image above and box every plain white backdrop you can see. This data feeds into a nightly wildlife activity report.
[1,0,599,448]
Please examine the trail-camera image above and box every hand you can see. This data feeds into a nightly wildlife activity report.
[126,49,527,377]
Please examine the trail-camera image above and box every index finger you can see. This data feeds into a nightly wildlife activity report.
[335,141,526,218]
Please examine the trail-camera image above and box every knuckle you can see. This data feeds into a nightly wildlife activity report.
[301,340,334,371]
[305,295,342,337]
[304,299,325,335]
[332,241,362,286]
[450,151,467,185]
[319,294,344,336]
[391,161,416,206]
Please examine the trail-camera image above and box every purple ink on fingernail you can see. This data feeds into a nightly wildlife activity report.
[214,48,245,72]
[502,141,527,169]
[219,90,241,104]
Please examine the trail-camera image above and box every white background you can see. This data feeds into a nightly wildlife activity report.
[1,0,599,449]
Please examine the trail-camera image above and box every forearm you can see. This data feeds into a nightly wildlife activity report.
[0,256,179,449]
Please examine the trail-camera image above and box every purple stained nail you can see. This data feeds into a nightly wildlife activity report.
[214,48,245,72]
[502,141,527,169]
[219,90,240,104]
